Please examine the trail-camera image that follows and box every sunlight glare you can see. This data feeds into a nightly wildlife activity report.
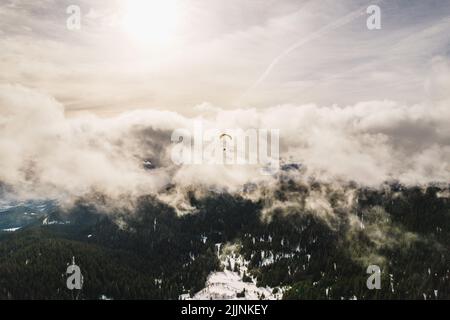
[122,0,179,46]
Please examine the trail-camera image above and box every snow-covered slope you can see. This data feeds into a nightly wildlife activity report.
[188,269,280,300]
[181,243,285,300]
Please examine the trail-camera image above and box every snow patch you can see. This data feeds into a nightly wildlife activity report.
[2,227,21,232]
[182,243,285,300]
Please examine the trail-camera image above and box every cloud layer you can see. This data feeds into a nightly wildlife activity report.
[0,56,449,203]
[0,1,449,205]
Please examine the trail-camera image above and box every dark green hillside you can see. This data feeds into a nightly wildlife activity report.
[0,184,448,300]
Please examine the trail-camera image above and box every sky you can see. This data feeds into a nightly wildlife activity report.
[1,0,449,114]
[0,0,449,201]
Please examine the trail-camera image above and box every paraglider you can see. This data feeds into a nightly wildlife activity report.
[219,133,232,152]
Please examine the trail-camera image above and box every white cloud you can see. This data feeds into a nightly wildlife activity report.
[0,74,449,202]
[0,1,449,203]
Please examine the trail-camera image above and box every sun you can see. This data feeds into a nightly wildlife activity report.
[121,0,179,46]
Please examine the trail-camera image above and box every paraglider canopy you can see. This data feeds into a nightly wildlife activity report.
[219,133,232,140]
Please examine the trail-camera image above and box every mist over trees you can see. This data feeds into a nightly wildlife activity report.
[0,181,448,300]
